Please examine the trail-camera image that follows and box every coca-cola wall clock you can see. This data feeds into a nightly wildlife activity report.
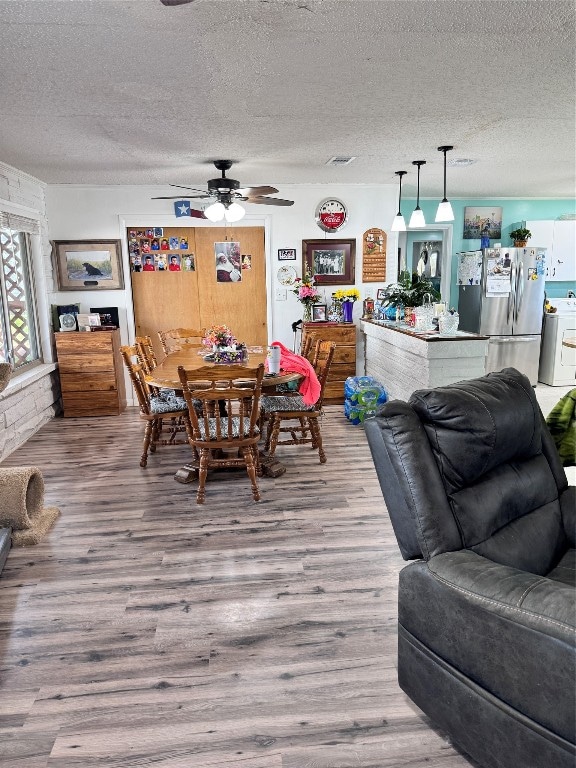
[315,198,348,232]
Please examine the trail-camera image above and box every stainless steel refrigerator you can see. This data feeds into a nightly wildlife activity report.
[458,247,546,384]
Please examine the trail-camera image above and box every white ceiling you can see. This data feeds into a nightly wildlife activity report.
[0,0,575,199]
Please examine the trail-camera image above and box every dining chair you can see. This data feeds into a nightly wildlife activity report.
[158,327,206,355]
[177,363,265,504]
[135,335,158,374]
[261,341,336,463]
[120,345,189,468]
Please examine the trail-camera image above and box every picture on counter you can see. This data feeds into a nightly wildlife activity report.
[155,254,167,271]
[463,207,503,239]
[376,288,387,301]
[142,255,156,271]
[302,238,356,285]
[215,241,242,282]
[169,236,180,250]
[151,238,160,251]
[179,237,188,250]
[278,248,296,261]
[52,239,124,290]
[311,304,327,321]
[160,238,170,250]
[182,254,195,271]
[242,254,252,270]
[153,227,163,237]
[168,254,181,271]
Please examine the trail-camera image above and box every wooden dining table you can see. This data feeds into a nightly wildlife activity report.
[145,345,303,483]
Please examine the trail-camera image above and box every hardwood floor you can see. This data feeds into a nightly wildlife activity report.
[0,406,479,767]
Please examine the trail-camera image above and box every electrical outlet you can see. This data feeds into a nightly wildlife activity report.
[275,288,287,301]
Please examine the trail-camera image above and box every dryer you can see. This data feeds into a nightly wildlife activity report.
[538,298,576,385]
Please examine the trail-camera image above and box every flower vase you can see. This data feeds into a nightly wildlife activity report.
[303,304,312,322]
[342,301,354,323]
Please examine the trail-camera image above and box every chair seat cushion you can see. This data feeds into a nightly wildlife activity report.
[149,394,188,414]
[261,394,315,413]
[195,417,260,441]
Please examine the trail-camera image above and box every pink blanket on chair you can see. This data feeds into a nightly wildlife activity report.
[268,340,321,405]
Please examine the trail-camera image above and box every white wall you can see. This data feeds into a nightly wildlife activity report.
[46,183,398,355]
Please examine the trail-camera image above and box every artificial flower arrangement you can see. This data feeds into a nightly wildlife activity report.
[333,287,360,303]
[292,271,322,320]
[202,325,247,362]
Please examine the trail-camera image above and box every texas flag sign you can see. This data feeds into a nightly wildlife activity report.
[174,200,191,218]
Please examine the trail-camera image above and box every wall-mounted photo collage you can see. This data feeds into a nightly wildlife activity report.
[128,227,195,272]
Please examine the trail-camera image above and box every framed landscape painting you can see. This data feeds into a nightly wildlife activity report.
[302,238,356,285]
[52,240,124,290]
[463,207,503,240]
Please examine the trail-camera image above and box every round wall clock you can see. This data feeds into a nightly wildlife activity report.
[277,265,297,285]
[315,198,348,232]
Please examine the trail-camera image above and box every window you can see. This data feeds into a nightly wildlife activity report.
[0,226,40,369]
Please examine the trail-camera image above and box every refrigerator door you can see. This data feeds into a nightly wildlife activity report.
[513,248,546,335]
[486,335,541,385]
[478,248,514,335]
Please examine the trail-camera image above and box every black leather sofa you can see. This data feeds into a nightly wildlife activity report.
[365,368,575,768]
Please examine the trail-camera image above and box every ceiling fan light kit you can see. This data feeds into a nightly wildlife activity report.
[435,145,455,222]
[390,171,407,232]
[408,160,426,228]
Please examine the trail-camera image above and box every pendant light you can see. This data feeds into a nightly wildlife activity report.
[408,160,426,228]
[204,200,246,223]
[391,171,407,232]
[435,145,455,222]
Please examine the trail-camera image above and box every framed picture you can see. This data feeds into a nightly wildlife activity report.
[311,304,327,321]
[302,238,356,285]
[376,288,387,301]
[463,207,503,239]
[52,240,124,291]
[278,248,297,261]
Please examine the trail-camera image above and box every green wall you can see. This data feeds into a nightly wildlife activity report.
[403,198,576,306]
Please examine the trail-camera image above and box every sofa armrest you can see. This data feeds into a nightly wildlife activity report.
[560,485,576,548]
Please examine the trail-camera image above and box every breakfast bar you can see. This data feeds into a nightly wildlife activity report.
[360,319,489,402]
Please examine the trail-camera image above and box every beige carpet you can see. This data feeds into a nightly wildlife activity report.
[0,466,60,546]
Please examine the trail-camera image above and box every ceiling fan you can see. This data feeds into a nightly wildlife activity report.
[160,0,195,6]
[153,160,294,222]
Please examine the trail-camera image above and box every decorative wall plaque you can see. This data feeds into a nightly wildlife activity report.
[362,228,387,282]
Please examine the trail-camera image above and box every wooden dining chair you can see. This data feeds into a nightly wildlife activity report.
[135,335,158,374]
[120,345,189,468]
[260,341,336,464]
[158,328,206,355]
[177,363,265,504]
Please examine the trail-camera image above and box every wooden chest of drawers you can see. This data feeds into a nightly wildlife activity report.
[302,322,357,404]
[54,331,127,417]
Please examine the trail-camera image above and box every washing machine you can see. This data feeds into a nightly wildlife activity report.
[538,298,576,385]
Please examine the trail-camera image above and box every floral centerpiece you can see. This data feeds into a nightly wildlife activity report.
[202,325,247,363]
[291,271,322,321]
[332,287,360,322]
[202,324,237,349]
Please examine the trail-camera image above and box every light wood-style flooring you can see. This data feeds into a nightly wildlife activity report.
[1,405,487,767]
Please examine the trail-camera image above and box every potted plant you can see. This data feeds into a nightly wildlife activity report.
[380,273,440,314]
[510,227,531,247]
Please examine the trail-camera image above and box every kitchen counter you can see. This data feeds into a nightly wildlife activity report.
[360,319,489,401]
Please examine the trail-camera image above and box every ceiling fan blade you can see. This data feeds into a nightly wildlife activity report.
[169,184,210,194]
[152,195,210,200]
[237,185,279,196]
[246,197,294,206]
[160,0,195,6]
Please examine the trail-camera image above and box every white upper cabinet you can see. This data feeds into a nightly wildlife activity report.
[526,219,576,281]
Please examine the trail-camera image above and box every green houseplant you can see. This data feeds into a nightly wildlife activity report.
[381,272,440,310]
[510,227,531,246]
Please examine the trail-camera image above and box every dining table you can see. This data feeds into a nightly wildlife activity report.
[145,345,303,483]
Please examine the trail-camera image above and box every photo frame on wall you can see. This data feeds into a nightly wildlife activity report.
[52,240,124,290]
[278,248,296,261]
[302,239,356,285]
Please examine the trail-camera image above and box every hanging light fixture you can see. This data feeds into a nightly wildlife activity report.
[408,160,426,228]
[391,171,407,232]
[224,202,246,222]
[435,145,455,222]
[203,199,246,223]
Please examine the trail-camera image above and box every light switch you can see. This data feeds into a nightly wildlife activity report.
[275,288,287,301]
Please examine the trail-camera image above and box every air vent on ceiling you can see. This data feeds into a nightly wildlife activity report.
[448,158,476,167]
[326,156,357,166]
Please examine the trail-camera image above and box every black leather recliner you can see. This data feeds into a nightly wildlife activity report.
[365,368,575,768]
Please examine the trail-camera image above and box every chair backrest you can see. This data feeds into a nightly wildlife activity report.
[177,363,264,446]
[365,368,569,574]
[301,333,316,361]
[135,335,157,374]
[158,328,206,355]
[312,341,336,409]
[120,345,152,414]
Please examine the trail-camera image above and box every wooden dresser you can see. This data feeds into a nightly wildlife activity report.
[302,322,357,404]
[54,330,127,417]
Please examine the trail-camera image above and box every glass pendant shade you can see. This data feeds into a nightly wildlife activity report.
[224,202,246,222]
[391,213,407,232]
[435,199,454,222]
[204,201,226,222]
[409,207,426,228]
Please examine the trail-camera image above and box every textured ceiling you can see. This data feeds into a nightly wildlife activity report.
[0,0,574,198]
